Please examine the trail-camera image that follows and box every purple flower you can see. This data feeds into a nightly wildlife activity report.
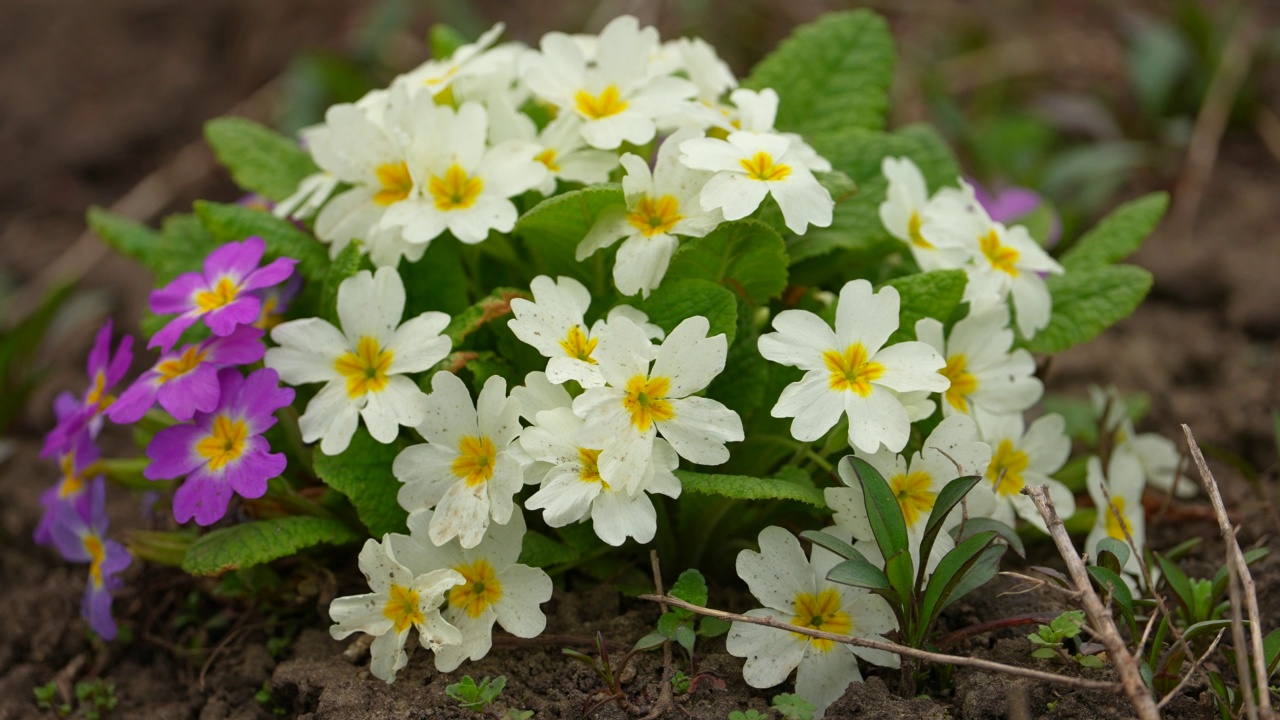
[42,320,133,458]
[253,272,302,332]
[50,478,131,640]
[144,367,295,526]
[35,398,100,545]
[109,326,266,424]
[148,237,297,351]
[970,180,1062,247]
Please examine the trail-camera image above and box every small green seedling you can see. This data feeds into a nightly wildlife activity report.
[772,693,815,720]
[34,679,118,720]
[1028,610,1104,668]
[728,710,768,720]
[634,569,730,695]
[564,632,654,716]
[446,675,531,719]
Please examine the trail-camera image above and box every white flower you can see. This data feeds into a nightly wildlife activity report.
[727,526,899,719]
[274,172,341,222]
[522,15,695,150]
[328,536,464,683]
[266,268,450,455]
[963,222,1063,338]
[826,415,995,577]
[1089,385,1195,497]
[394,22,507,100]
[507,276,663,387]
[521,405,681,546]
[393,372,525,549]
[758,279,948,454]
[715,89,830,173]
[388,508,553,671]
[488,100,618,194]
[977,413,1074,533]
[1085,451,1146,578]
[878,157,969,271]
[573,316,743,492]
[379,101,548,246]
[577,129,722,297]
[916,304,1043,432]
[680,130,833,235]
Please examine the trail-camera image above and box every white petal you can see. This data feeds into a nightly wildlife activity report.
[658,396,742,465]
[387,312,452,374]
[494,565,552,637]
[772,373,844,443]
[650,316,726,397]
[794,645,861,720]
[726,608,808,688]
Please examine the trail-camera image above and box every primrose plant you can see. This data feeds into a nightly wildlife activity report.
[38,8,1180,716]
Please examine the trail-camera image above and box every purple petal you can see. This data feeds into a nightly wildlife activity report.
[105,334,134,386]
[235,368,294,428]
[82,582,119,640]
[222,443,284,498]
[101,538,132,578]
[203,297,261,336]
[144,425,204,479]
[156,364,222,420]
[172,469,235,526]
[985,188,1042,224]
[203,237,266,282]
[203,326,266,365]
[108,373,161,424]
[86,320,114,376]
[53,391,80,421]
[150,273,205,315]
[148,312,200,351]
[240,257,297,292]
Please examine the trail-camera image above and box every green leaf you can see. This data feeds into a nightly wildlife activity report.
[924,540,1006,635]
[514,184,625,285]
[663,220,788,305]
[953,517,1025,558]
[675,470,825,508]
[743,10,894,135]
[312,427,407,537]
[204,117,319,201]
[1031,648,1059,659]
[657,612,683,639]
[403,236,471,316]
[827,555,893,593]
[430,24,469,60]
[637,278,738,347]
[1060,193,1169,271]
[921,530,1001,632]
[88,207,218,283]
[633,632,668,652]
[845,456,909,566]
[1263,627,1280,675]
[882,270,967,344]
[704,307,769,419]
[1022,265,1153,354]
[1076,654,1105,669]
[1154,552,1195,619]
[319,242,364,325]
[1086,565,1135,627]
[917,474,983,589]
[675,624,697,654]
[443,288,527,347]
[194,201,329,282]
[181,516,361,576]
[518,530,580,568]
[800,529,861,561]
[699,617,731,638]
[670,569,709,607]
[1095,537,1131,576]
[788,124,959,264]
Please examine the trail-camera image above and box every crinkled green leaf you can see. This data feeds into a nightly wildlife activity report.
[637,278,738,347]
[429,24,469,60]
[518,530,580,568]
[204,117,319,201]
[181,516,361,576]
[705,304,768,419]
[882,269,967,344]
[319,241,364,326]
[1022,265,1153,353]
[670,569,709,607]
[1060,192,1168,270]
[403,236,471,316]
[675,470,826,508]
[514,184,624,285]
[312,427,407,537]
[194,201,328,282]
[88,207,218,283]
[788,124,959,264]
[743,10,894,134]
[664,220,788,305]
[443,288,527,347]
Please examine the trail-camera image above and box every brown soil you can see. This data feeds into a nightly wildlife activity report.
[2,0,1278,719]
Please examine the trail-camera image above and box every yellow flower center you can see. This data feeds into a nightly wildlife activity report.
[195,415,249,471]
[986,439,1030,497]
[559,326,598,363]
[255,294,284,331]
[449,559,503,618]
[577,447,609,489]
[907,212,934,249]
[823,343,885,396]
[1104,497,1133,541]
[157,346,210,383]
[622,375,675,432]
[383,584,424,633]
[626,195,684,238]
[535,148,560,172]
[58,452,85,499]
[374,161,414,206]
[574,85,628,119]
[739,151,791,182]
[452,435,497,486]
[791,588,852,653]
[195,277,240,313]
[334,336,394,399]
[84,534,105,588]
[980,230,1020,277]
[941,354,979,413]
[890,470,936,528]
[428,163,484,211]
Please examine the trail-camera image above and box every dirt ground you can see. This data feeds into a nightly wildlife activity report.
[1,0,1278,718]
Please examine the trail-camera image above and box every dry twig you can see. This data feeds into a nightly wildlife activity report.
[1157,628,1226,711]
[638,594,1124,693]
[1183,425,1276,720]
[638,551,678,720]
[1022,485,1161,720]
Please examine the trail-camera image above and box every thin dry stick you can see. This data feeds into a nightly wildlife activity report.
[638,551,676,720]
[1022,485,1161,720]
[638,594,1124,693]
[1183,424,1276,720]
[1157,628,1226,711]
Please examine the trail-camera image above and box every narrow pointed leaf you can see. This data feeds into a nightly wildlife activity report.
[953,517,1025,558]
[800,529,861,561]
[1095,537,1130,576]
[921,531,1003,632]
[827,555,892,593]
[917,474,983,588]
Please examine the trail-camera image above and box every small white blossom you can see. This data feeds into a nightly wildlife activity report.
[266,268,450,455]
[758,279,948,454]
[488,99,618,194]
[394,22,507,100]
[1090,385,1195,497]
[328,536,464,683]
[727,526,898,719]
[878,157,969,271]
[977,413,1074,532]
[393,373,525,549]
[1085,451,1147,578]
[963,221,1063,339]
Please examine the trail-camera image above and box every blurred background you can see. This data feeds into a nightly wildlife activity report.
[1,0,1277,500]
